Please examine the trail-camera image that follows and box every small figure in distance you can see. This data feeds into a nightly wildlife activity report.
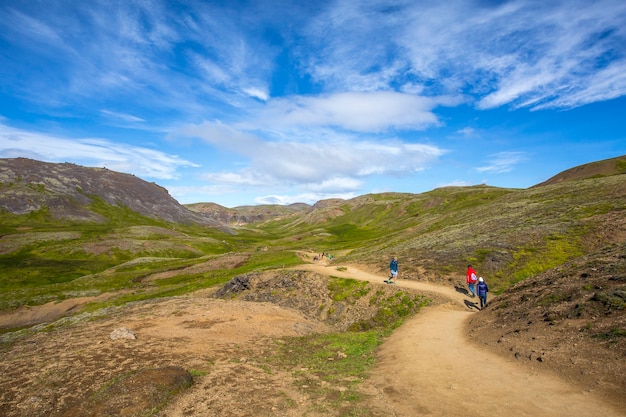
[466,264,478,298]
[385,256,399,284]
[477,277,489,309]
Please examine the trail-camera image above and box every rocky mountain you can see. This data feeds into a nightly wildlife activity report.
[0,158,223,227]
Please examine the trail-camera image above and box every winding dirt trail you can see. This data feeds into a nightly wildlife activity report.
[296,262,625,417]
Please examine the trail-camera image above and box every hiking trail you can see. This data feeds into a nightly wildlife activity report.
[296,262,624,417]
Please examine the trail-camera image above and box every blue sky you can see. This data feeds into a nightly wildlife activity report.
[1,0,625,207]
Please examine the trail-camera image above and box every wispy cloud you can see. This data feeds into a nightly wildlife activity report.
[254,191,358,206]
[297,0,626,110]
[456,127,476,138]
[0,124,197,179]
[437,180,472,188]
[183,120,446,191]
[476,152,527,174]
[2,0,624,120]
[100,110,145,123]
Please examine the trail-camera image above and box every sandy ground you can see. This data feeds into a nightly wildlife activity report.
[296,263,625,417]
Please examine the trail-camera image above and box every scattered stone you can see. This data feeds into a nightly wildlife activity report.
[109,327,136,340]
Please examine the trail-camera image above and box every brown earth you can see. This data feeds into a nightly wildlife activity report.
[0,256,624,416]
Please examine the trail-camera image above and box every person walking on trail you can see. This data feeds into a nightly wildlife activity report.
[386,256,399,284]
[466,264,478,297]
[477,277,489,309]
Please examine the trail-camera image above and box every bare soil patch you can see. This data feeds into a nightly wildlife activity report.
[0,291,332,417]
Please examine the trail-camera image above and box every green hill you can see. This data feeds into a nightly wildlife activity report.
[0,155,624,322]
[1,155,624,416]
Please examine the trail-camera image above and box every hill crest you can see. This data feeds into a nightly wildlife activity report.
[534,154,626,187]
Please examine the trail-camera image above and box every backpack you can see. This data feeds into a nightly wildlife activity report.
[470,273,477,283]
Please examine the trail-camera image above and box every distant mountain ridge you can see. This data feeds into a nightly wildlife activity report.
[0,157,223,227]
[189,155,626,224]
[186,201,311,225]
[1,155,625,227]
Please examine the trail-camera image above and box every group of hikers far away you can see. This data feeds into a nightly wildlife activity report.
[384,257,489,309]
[466,264,489,309]
[313,252,334,262]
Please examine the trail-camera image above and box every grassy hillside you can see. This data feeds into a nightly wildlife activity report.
[0,203,278,311]
[252,174,625,293]
[0,161,624,320]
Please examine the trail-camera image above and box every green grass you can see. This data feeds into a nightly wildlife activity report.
[504,233,584,288]
[328,277,370,302]
[0,199,282,310]
[362,290,430,330]
[0,246,302,312]
[267,328,386,413]
[80,250,303,311]
[592,328,626,340]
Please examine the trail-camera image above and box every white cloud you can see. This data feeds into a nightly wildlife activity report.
[464,0,626,110]
[242,86,269,101]
[303,177,363,193]
[298,0,626,110]
[182,121,261,150]
[530,63,626,110]
[456,127,476,137]
[183,119,446,191]
[437,180,472,188]
[254,191,357,206]
[255,91,459,132]
[200,170,270,186]
[476,151,527,174]
[100,110,145,123]
[0,124,197,180]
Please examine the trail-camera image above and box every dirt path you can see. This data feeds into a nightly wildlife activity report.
[3,259,622,416]
[298,262,625,417]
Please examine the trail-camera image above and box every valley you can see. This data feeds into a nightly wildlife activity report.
[0,156,624,416]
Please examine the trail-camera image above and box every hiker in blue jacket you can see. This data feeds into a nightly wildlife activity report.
[386,256,399,284]
[477,277,489,309]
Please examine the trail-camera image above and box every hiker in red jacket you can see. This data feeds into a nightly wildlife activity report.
[466,264,477,298]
